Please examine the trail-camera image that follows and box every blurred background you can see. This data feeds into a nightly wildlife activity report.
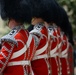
[0,0,76,74]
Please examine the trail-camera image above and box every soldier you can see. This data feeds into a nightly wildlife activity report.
[27,0,51,75]
[48,25,60,75]
[58,7,74,75]
[53,7,74,75]
[0,0,36,75]
[52,2,74,75]
[39,0,62,75]
[61,7,74,75]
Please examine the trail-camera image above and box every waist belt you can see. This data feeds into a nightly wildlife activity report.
[50,53,58,57]
[8,60,30,66]
[61,53,68,58]
[33,54,48,60]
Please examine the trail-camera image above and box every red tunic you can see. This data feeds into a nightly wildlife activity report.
[68,43,74,75]
[55,27,62,75]
[30,23,50,75]
[60,32,69,75]
[48,26,59,75]
[0,26,36,75]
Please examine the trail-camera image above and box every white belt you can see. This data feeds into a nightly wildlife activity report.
[50,46,58,56]
[35,41,48,56]
[61,53,68,58]
[11,34,33,59]
[8,60,30,66]
[50,53,58,57]
[33,54,48,60]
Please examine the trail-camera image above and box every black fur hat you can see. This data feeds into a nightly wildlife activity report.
[27,0,45,18]
[41,0,61,24]
[28,0,60,24]
[59,7,74,45]
[1,0,32,23]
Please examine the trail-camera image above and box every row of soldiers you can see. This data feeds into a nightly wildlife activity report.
[0,0,74,75]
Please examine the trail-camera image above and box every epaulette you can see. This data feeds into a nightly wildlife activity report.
[34,23,44,30]
[1,29,18,46]
[48,26,56,41]
[30,23,44,47]
[30,23,44,37]
[48,26,54,35]
[48,26,54,37]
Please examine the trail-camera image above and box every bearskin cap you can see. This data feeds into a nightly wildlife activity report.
[40,0,61,24]
[27,0,43,18]
[1,0,32,23]
[28,0,60,24]
[57,7,74,45]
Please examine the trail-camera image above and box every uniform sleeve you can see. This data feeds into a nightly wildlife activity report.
[0,42,15,74]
